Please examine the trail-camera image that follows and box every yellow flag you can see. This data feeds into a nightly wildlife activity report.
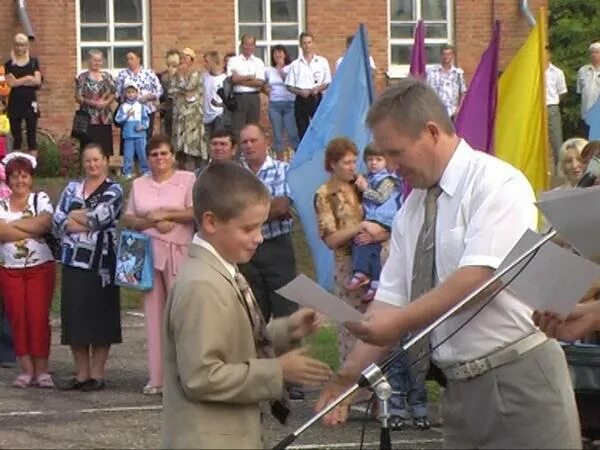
[494,8,549,195]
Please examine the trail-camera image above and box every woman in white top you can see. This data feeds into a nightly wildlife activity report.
[265,45,299,161]
[0,152,55,389]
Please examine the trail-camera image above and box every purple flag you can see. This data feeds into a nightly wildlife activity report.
[409,20,426,80]
[455,20,501,154]
[403,20,427,197]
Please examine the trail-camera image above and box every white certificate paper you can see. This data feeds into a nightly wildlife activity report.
[276,274,364,324]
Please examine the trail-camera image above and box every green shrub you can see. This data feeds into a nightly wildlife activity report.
[36,132,60,177]
[549,0,600,139]
[57,137,81,178]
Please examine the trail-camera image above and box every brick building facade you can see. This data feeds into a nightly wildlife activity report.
[0,0,547,140]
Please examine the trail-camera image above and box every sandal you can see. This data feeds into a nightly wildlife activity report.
[345,273,370,291]
[12,374,33,389]
[35,373,55,389]
[362,288,376,303]
[413,416,431,430]
[142,384,162,395]
[390,415,405,431]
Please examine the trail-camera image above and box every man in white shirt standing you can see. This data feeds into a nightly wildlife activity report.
[316,79,581,449]
[426,45,467,120]
[286,32,332,140]
[545,45,568,171]
[203,51,227,140]
[577,42,600,137]
[227,34,265,139]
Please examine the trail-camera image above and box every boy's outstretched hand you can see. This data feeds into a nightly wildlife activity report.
[279,347,332,386]
[288,308,326,340]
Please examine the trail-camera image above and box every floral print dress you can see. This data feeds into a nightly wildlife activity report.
[314,180,366,363]
[170,70,206,160]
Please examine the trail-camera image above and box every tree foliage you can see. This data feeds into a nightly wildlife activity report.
[549,0,600,139]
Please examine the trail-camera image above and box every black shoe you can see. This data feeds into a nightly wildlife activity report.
[287,386,305,400]
[81,378,106,392]
[61,377,89,391]
[413,417,431,430]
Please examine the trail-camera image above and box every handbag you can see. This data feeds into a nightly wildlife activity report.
[115,230,154,291]
[33,193,61,261]
[70,109,90,140]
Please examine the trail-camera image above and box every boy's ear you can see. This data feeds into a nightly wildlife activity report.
[200,211,218,235]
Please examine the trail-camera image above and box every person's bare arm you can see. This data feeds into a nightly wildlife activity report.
[122,213,155,231]
[267,197,291,221]
[10,213,52,235]
[322,222,364,250]
[345,266,494,347]
[0,222,33,241]
[230,73,264,88]
[146,207,194,225]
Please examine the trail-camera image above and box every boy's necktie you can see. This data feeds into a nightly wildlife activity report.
[234,270,290,425]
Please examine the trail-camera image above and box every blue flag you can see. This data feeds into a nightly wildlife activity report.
[586,99,600,140]
[288,24,375,290]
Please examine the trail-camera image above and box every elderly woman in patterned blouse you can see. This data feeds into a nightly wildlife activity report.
[115,50,162,141]
[53,143,123,392]
[75,49,116,157]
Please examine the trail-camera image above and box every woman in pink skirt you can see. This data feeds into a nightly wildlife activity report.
[123,134,195,394]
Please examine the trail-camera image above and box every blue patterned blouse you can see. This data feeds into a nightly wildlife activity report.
[53,179,123,286]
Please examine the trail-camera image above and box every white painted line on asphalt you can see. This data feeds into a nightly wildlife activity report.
[288,437,443,449]
[0,404,162,417]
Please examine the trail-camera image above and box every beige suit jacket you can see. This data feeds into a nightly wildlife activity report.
[161,243,295,449]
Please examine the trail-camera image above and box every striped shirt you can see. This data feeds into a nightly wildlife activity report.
[244,156,293,239]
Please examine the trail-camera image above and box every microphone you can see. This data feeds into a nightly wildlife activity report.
[577,156,600,187]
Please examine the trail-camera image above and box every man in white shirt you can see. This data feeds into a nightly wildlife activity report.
[545,46,568,171]
[203,51,227,140]
[577,42,600,137]
[226,34,265,138]
[316,79,581,449]
[426,45,467,119]
[334,35,376,73]
[285,32,332,140]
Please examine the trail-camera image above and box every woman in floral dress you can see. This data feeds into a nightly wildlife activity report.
[75,49,116,157]
[314,137,389,362]
[169,48,206,170]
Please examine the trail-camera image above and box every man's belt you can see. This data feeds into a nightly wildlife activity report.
[443,331,548,381]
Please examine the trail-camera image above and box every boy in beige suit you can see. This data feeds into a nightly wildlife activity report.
[161,162,331,449]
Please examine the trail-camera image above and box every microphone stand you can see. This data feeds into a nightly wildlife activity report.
[273,229,557,450]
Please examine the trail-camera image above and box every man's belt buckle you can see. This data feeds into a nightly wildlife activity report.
[461,359,489,379]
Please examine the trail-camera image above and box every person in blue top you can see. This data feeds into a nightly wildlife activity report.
[347,144,403,303]
[115,80,149,179]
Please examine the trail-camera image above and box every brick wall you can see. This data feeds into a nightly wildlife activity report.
[0,0,547,139]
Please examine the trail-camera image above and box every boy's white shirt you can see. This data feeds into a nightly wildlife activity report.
[123,101,144,121]
[193,234,236,277]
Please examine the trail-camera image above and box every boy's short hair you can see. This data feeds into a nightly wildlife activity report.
[205,50,221,64]
[363,143,384,161]
[193,162,270,224]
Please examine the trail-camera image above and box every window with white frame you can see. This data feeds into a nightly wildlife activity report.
[236,0,305,64]
[77,0,149,72]
[389,0,453,76]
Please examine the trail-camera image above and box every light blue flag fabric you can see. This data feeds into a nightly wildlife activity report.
[288,24,375,290]
[586,99,600,140]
